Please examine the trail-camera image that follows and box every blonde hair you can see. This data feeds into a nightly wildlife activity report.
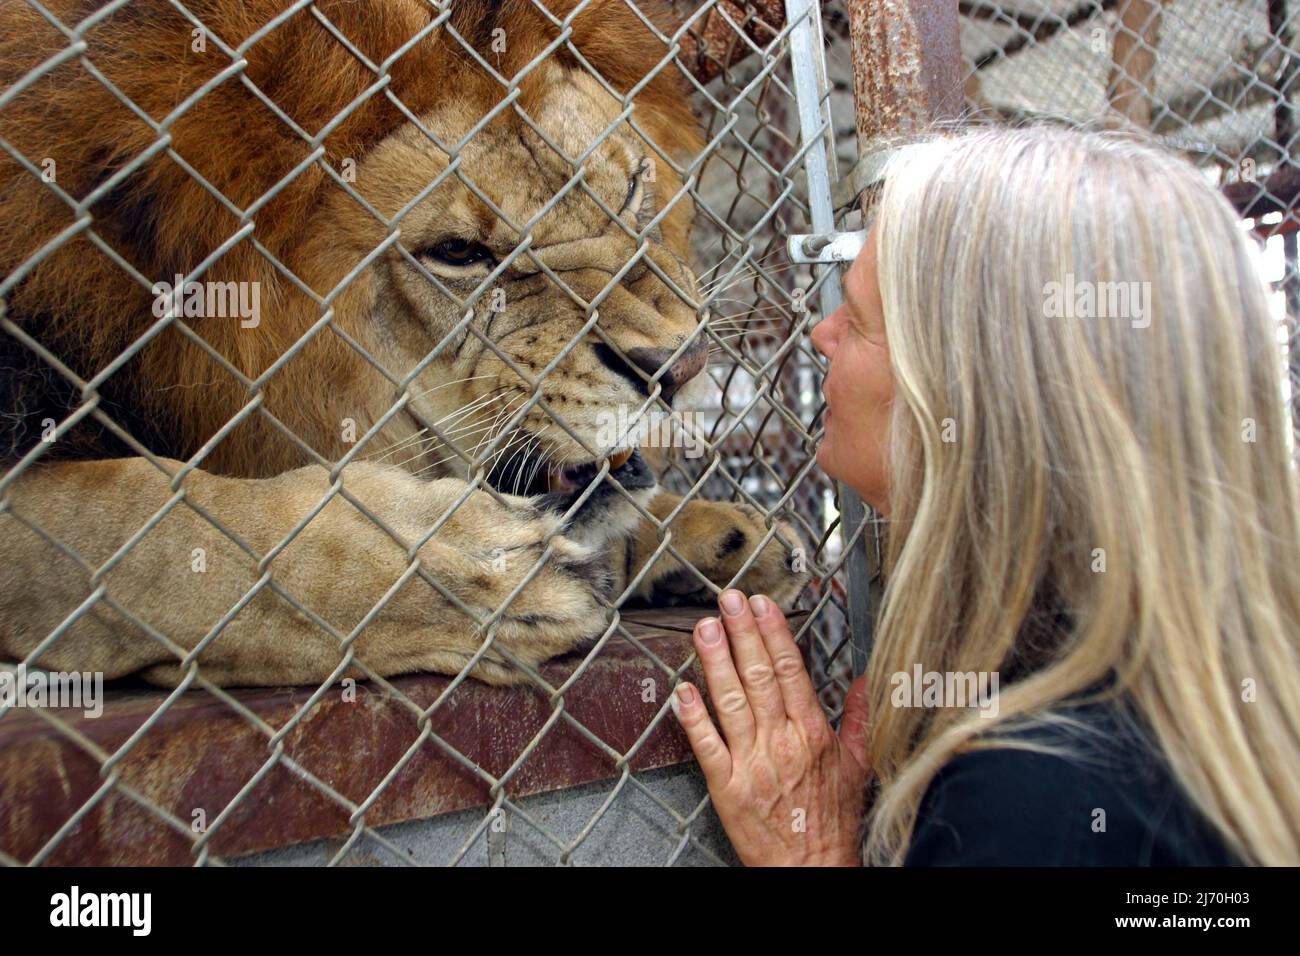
[864,125,1300,866]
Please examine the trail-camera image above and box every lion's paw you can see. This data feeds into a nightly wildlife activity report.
[640,499,810,609]
[405,482,616,683]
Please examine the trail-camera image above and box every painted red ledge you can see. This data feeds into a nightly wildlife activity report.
[0,607,807,865]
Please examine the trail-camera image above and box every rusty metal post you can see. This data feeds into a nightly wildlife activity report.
[846,0,964,147]
[1107,0,1162,129]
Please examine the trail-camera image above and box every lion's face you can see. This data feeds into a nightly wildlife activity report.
[312,63,707,505]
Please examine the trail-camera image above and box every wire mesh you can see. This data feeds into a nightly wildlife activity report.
[5,0,1289,869]
[958,0,1300,451]
[0,0,869,866]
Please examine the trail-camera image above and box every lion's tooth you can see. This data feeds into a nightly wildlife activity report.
[608,449,633,470]
[545,464,566,493]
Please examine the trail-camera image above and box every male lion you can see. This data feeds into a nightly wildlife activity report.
[0,0,808,686]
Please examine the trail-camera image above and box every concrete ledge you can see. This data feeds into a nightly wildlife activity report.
[0,607,792,865]
[238,763,739,866]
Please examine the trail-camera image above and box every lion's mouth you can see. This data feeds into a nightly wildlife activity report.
[486,444,653,498]
[546,447,637,495]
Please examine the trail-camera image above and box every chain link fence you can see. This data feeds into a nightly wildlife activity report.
[2,0,1292,867]
[957,0,1300,449]
[0,0,873,865]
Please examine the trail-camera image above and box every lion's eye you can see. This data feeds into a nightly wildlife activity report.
[421,239,495,268]
[620,174,642,214]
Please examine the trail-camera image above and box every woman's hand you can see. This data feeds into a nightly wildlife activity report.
[672,589,872,866]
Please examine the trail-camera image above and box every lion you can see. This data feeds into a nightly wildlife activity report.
[0,0,808,687]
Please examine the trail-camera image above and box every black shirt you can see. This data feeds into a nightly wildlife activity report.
[902,698,1240,866]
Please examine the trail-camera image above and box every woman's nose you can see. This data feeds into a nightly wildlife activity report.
[811,313,834,359]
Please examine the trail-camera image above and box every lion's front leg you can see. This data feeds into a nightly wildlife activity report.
[0,458,613,687]
[624,490,811,608]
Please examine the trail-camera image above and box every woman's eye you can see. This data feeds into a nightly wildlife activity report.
[422,239,495,267]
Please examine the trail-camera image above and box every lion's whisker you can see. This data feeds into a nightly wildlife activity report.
[444,396,530,465]
[417,421,525,477]
[481,426,532,484]
[701,261,807,297]
[370,428,431,462]
[390,393,525,473]
[517,430,548,495]
[710,331,783,343]
[370,382,508,460]
[696,245,786,288]
[710,297,789,309]
[525,434,561,494]
[407,373,498,401]
[432,389,510,428]
[710,316,790,331]
[519,428,552,494]
[471,398,524,464]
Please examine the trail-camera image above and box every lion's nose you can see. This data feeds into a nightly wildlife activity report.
[627,341,708,402]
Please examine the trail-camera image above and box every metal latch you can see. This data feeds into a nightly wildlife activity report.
[787,229,867,264]
[788,143,916,264]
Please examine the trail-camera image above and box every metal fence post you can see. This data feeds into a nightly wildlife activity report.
[845,0,963,144]
[786,0,962,676]
[785,0,877,677]
[849,0,963,673]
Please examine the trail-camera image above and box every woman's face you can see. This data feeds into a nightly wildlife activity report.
[810,227,895,514]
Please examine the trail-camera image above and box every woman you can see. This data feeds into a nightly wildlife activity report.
[672,125,1300,866]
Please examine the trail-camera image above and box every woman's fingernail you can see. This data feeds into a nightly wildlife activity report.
[749,594,772,617]
[719,590,745,615]
[676,681,696,717]
[698,618,722,644]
